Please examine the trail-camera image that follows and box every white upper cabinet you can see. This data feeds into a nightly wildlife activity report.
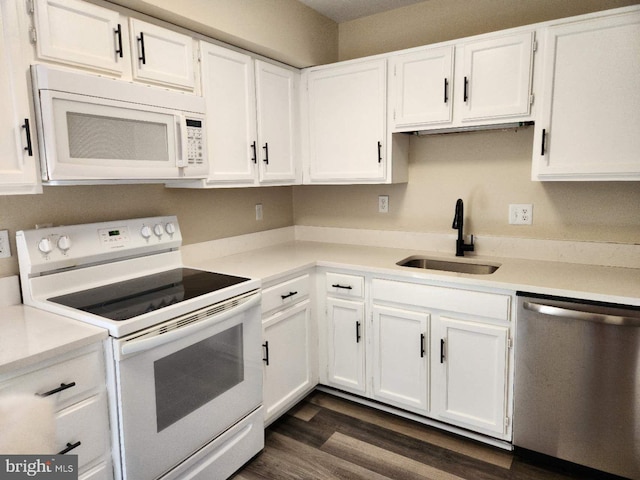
[390,31,535,132]
[196,42,299,187]
[200,43,257,184]
[532,9,640,181]
[458,32,534,122]
[129,18,195,90]
[255,60,298,184]
[0,0,41,194]
[32,0,126,75]
[304,59,407,184]
[390,46,454,129]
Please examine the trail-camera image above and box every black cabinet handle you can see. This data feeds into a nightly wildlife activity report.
[377,141,382,163]
[251,141,257,164]
[444,78,449,103]
[58,441,81,455]
[114,24,123,58]
[420,333,426,358]
[35,382,76,397]
[440,339,445,363]
[22,119,33,157]
[262,341,269,366]
[281,291,298,300]
[262,143,269,164]
[137,32,146,64]
[332,284,352,290]
[541,129,546,156]
[356,321,361,343]
[463,77,469,102]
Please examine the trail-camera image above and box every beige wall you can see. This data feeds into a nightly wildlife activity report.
[293,0,640,245]
[108,0,339,67]
[0,185,293,277]
[338,0,640,61]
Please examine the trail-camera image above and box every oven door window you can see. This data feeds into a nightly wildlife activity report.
[154,324,244,432]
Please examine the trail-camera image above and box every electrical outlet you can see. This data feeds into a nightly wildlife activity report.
[255,204,263,221]
[509,204,533,225]
[378,195,389,213]
[0,230,11,259]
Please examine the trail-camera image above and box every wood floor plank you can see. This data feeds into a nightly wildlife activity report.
[290,402,321,422]
[322,431,468,480]
[233,431,394,480]
[309,391,514,469]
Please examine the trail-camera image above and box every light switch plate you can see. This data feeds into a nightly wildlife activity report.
[0,230,11,258]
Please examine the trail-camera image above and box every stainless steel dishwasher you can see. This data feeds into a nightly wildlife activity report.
[514,293,640,479]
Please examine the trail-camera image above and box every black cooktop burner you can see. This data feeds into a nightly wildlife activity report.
[49,268,250,321]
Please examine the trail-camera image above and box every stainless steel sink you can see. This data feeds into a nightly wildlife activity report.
[396,256,500,275]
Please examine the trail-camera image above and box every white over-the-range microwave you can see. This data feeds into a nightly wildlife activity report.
[31,64,207,183]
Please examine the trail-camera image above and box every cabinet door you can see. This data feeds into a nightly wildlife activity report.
[433,317,509,437]
[533,11,640,180]
[200,42,257,184]
[263,300,313,425]
[307,59,386,182]
[326,297,366,394]
[33,0,125,74]
[460,32,534,122]
[0,0,41,194]
[372,305,429,413]
[130,18,194,90]
[256,61,298,183]
[390,46,454,130]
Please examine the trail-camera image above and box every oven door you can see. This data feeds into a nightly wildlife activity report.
[113,290,262,480]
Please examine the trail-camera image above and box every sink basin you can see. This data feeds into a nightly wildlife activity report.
[396,256,500,275]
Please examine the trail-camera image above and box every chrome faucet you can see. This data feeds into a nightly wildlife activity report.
[452,198,474,257]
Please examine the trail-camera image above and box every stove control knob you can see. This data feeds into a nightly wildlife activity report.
[140,225,152,239]
[37,237,53,255]
[153,224,164,237]
[165,222,176,235]
[57,235,71,252]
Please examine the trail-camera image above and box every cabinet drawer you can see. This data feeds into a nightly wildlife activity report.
[0,348,104,411]
[56,393,109,470]
[262,274,310,314]
[372,279,511,321]
[326,272,364,299]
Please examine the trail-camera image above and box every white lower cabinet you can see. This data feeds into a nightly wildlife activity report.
[326,297,366,395]
[432,316,509,437]
[261,274,315,425]
[371,305,429,414]
[321,272,514,442]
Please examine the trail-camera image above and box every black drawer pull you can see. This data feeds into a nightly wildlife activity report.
[114,23,123,58]
[377,141,382,163]
[440,339,446,363]
[356,321,361,343]
[281,291,298,300]
[420,333,426,358]
[444,78,449,103]
[35,382,76,397]
[262,341,269,366]
[22,119,33,157]
[263,143,269,164]
[463,76,469,102]
[251,141,257,163]
[137,32,146,64]
[58,441,81,455]
[541,128,547,156]
[332,284,352,290]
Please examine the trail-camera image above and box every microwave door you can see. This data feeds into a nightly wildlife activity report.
[38,90,181,181]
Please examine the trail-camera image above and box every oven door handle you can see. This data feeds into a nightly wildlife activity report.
[119,292,261,358]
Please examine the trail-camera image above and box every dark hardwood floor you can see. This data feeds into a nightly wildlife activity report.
[233,391,629,480]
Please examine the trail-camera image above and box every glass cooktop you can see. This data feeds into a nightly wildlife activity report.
[49,268,250,321]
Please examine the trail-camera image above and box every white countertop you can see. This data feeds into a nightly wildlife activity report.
[0,305,108,376]
[190,240,640,306]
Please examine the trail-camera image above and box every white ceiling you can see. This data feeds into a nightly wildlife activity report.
[297,0,427,23]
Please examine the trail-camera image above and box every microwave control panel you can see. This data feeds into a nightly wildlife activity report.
[185,118,204,166]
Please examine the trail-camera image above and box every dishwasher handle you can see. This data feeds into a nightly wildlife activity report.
[523,301,640,327]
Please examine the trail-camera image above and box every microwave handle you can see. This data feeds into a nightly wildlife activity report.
[176,115,188,168]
